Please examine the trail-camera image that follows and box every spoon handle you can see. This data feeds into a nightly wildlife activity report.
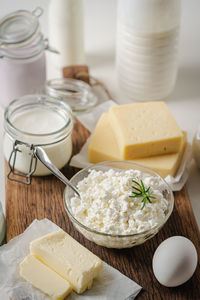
[34,146,80,197]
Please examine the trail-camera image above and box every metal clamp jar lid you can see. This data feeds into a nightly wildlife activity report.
[0,7,58,58]
[4,94,73,184]
[0,8,59,109]
[0,8,42,49]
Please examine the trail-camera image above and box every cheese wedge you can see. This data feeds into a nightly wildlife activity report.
[20,254,72,300]
[30,230,102,294]
[109,102,183,159]
[88,113,187,178]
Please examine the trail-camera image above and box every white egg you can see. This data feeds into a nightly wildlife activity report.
[152,236,198,287]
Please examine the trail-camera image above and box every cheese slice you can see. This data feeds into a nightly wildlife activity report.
[20,254,72,300]
[88,113,187,178]
[30,230,103,294]
[109,102,183,159]
[134,136,187,178]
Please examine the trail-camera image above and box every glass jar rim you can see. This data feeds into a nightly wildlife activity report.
[0,8,43,49]
[4,94,73,146]
[45,78,98,113]
[0,33,46,60]
[0,8,46,59]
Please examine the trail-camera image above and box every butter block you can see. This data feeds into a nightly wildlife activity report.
[20,254,72,300]
[88,113,186,178]
[30,230,103,294]
[109,102,183,159]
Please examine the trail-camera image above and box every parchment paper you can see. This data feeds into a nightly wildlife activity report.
[0,219,142,300]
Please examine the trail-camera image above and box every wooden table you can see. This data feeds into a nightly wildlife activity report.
[6,120,200,300]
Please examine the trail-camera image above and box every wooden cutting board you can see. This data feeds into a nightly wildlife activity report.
[5,119,200,300]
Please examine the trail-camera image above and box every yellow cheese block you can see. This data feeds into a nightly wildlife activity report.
[109,102,183,159]
[30,230,103,294]
[20,254,72,300]
[88,113,187,178]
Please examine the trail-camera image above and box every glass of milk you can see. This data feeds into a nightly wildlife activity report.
[4,94,73,183]
[0,8,47,108]
[48,0,85,70]
[116,0,181,101]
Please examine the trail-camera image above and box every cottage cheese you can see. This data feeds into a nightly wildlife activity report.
[71,169,168,235]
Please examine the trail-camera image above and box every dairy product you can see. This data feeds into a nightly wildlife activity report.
[30,230,102,293]
[117,27,179,101]
[70,169,168,235]
[20,254,72,300]
[116,0,181,101]
[13,108,66,135]
[0,53,46,108]
[4,95,73,176]
[48,0,85,69]
[0,10,47,108]
[109,102,183,159]
[88,113,186,178]
[132,141,186,178]
[4,107,72,176]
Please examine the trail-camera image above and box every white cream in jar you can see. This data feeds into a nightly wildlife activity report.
[4,94,73,178]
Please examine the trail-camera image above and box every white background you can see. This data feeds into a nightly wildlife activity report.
[0,0,200,230]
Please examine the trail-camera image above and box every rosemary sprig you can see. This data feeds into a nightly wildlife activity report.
[129,179,156,210]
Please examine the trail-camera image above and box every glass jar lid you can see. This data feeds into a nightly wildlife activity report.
[45,78,98,113]
[4,94,73,146]
[0,7,43,49]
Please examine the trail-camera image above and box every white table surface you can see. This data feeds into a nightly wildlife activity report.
[0,0,200,232]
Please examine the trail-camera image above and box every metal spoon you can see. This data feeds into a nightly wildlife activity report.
[34,146,80,197]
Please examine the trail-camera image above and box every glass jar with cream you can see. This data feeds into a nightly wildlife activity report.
[4,94,73,183]
[0,8,53,108]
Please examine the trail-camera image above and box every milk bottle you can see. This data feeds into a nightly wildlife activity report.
[116,0,181,101]
[48,0,85,70]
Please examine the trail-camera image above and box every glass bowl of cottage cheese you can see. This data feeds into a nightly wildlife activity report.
[63,161,174,248]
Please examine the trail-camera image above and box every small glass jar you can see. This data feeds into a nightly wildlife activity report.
[45,78,98,113]
[0,8,47,108]
[4,94,73,183]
